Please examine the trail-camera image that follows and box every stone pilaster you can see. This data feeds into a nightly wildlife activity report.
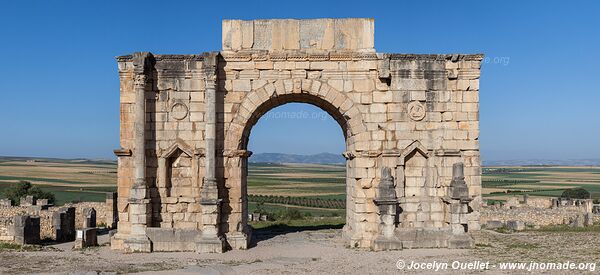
[197,52,226,253]
[446,162,475,248]
[224,149,253,250]
[121,52,153,252]
[373,167,402,250]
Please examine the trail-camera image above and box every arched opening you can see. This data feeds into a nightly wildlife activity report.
[245,102,347,242]
[220,81,370,250]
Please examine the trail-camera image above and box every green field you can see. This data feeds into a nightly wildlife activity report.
[482,166,600,201]
[0,157,117,205]
[2,156,599,214]
[247,162,346,218]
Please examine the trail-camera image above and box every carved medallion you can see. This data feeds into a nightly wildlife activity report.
[408,101,426,121]
[170,103,189,120]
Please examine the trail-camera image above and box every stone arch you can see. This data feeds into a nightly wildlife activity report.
[221,79,368,249]
[224,79,368,153]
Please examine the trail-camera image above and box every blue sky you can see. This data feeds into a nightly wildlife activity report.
[0,1,598,161]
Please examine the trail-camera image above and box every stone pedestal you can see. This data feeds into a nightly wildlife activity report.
[196,184,225,253]
[372,167,403,250]
[106,192,118,229]
[74,228,98,249]
[226,227,251,250]
[53,207,76,242]
[11,215,40,245]
[445,163,474,248]
[83,207,96,228]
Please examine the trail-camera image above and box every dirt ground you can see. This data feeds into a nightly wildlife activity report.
[1,228,599,274]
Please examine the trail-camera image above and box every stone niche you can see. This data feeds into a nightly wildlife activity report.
[111,18,483,253]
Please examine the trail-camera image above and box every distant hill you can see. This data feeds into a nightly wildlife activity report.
[3,155,598,167]
[0,155,116,165]
[250,153,345,165]
[483,159,600,166]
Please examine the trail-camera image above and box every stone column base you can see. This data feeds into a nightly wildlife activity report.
[372,236,403,251]
[114,234,152,253]
[226,232,250,250]
[342,224,367,248]
[196,236,226,253]
[390,228,475,249]
[73,228,98,249]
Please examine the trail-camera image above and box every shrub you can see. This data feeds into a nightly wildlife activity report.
[277,208,304,220]
[561,188,590,199]
[2,181,55,205]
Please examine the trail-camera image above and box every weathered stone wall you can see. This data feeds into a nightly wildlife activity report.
[524,197,553,209]
[482,196,596,227]
[0,202,107,240]
[113,18,482,252]
[481,206,594,227]
[0,217,14,242]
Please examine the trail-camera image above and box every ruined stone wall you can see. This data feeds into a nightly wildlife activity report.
[480,206,593,227]
[524,197,553,209]
[0,202,107,240]
[482,196,597,227]
[0,217,13,242]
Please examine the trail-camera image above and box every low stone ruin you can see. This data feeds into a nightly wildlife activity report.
[19,196,35,207]
[11,215,41,245]
[53,207,76,242]
[248,213,269,222]
[0,192,117,246]
[74,207,98,249]
[481,194,597,230]
[105,192,118,229]
[83,208,97,228]
[0,199,11,207]
[0,215,41,245]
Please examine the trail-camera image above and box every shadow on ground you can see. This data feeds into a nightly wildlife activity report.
[249,223,344,247]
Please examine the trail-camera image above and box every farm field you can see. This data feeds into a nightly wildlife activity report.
[2,155,599,211]
[0,156,117,205]
[247,162,346,217]
[482,166,600,201]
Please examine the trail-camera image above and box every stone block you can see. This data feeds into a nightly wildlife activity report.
[223,18,374,51]
[506,220,525,231]
[0,198,11,207]
[485,220,504,230]
[53,207,76,242]
[74,228,98,249]
[232,79,251,92]
[20,195,35,207]
[11,215,40,245]
[83,207,97,228]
